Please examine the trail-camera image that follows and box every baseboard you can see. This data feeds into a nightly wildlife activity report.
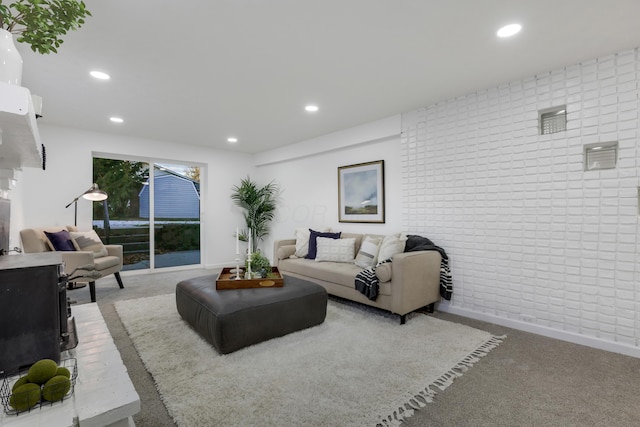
[437,303,640,359]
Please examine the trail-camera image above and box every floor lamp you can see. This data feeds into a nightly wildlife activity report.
[65,184,108,226]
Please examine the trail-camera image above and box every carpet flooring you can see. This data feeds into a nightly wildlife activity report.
[81,269,640,426]
[115,293,502,426]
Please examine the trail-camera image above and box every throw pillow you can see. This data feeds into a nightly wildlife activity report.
[70,230,109,258]
[375,262,392,283]
[293,227,330,258]
[377,232,408,262]
[315,237,355,263]
[44,230,76,252]
[306,229,341,260]
[354,235,382,269]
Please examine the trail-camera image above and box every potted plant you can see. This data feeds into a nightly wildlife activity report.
[0,0,91,84]
[245,251,272,278]
[0,0,91,54]
[231,176,279,253]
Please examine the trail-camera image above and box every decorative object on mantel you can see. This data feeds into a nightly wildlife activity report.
[230,176,279,253]
[0,28,22,85]
[338,160,385,223]
[0,357,78,415]
[0,0,91,84]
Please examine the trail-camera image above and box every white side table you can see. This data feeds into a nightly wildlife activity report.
[1,303,140,427]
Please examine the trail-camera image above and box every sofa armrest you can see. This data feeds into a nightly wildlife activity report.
[389,250,442,315]
[105,244,124,269]
[105,244,123,259]
[273,239,296,266]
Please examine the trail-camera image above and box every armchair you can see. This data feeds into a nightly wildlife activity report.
[20,226,124,302]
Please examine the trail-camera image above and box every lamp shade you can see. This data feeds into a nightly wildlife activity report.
[81,183,108,201]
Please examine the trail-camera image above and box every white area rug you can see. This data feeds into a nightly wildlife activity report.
[115,294,504,426]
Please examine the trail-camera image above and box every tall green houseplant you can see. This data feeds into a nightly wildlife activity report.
[0,0,91,54]
[231,177,279,253]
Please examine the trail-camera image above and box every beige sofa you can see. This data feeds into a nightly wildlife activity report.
[20,226,124,302]
[274,232,441,323]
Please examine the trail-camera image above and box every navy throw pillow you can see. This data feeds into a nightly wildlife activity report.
[44,230,76,252]
[306,229,341,259]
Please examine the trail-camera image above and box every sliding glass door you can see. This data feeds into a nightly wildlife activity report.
[92,157,202,271]
[152,163,201,268]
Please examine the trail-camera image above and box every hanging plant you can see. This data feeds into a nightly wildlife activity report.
[231,176,279,253]
[0,0,91,54]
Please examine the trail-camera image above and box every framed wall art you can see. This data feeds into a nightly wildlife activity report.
[338,160,385,223]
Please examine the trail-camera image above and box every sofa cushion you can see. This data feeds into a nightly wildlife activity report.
[315,237,355,263]
[294,227,330,258]
[280,258,362,287]
[44,230,76,252]
[294,228,312,258]
[377,232,408,261]
[279,258,393,296]
[354,235,382,268]
[375,262,392,283]
[70,230,109,258]
[93,255,120,270]
[306,230,341,260]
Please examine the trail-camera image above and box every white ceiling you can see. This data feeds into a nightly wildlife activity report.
[17,0,640,154]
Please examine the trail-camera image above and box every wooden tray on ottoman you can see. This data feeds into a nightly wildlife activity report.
[216,267,284,289]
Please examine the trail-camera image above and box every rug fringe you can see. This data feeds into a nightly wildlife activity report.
[378,334,506,427]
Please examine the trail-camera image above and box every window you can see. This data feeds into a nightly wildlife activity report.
[584,142,618,171]
[539,106,567,135]
[92,157,202,271]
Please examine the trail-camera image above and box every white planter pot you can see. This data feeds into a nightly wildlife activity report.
[0,28,23,85]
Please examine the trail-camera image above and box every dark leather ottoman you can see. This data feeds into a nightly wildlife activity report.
[175,274,327,354]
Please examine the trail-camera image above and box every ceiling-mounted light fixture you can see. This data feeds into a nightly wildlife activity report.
[497,23,522,38]
[90,70,111,80]
[227,137,238,143]
[305,105,319,112]
[110,117,124,123]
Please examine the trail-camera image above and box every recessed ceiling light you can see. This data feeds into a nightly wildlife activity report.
[497,23,522,38]
[90,70,111,80]
[227,137,238,143]
[305,105,319,112]
[110,117,124,123]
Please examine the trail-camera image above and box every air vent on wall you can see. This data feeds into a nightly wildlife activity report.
[584,142,618,171]
[539,106,567,135]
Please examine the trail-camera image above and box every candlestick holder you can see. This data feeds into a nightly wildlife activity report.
[245,249,253,279]
[234,256,242,280]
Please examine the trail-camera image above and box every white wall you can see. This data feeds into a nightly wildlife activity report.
[11,124,253,269]
[254,116,404,261]
[401,49,640,357]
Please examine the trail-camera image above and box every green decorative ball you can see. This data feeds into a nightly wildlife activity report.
[56,367,71,378]
[26,359,58,385]
[42,375,71,402]
[11,376,30,392]
[9,383,41,411]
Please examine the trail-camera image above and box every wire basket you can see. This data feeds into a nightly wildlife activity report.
[1,358,77,416]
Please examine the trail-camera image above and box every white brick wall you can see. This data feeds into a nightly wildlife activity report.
[401,49,639,352]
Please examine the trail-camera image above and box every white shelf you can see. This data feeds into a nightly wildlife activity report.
[0,82,43,169]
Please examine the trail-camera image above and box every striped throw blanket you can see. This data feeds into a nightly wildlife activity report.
[354,259,390,300]
[354,235,453,301]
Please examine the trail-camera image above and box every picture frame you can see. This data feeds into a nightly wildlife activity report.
[338,160,385,223]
